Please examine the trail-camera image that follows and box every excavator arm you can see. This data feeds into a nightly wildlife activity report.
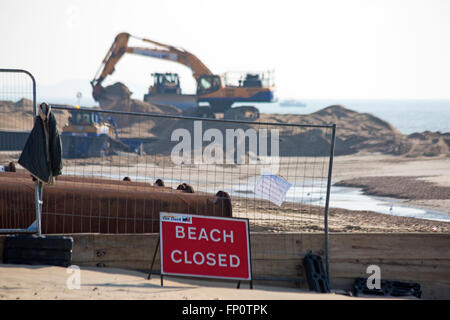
[136,35,213,80]
[91,32,213,92]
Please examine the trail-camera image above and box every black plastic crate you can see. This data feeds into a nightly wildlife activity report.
[3,235,73,267]
[352,277,421,298]
[302,252,330,293]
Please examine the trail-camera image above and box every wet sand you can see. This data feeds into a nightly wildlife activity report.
[331,152,450,214]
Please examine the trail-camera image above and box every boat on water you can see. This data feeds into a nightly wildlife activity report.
[279,99,307,107]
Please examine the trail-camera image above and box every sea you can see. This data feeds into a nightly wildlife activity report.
[247,99,450,134]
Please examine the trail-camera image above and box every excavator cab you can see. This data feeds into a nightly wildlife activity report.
[150,72,181,94]
[197,75,221,95]
[70,112,95,126]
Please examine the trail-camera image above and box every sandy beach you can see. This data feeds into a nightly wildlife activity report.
[2,0,450,304]
[0,264,403,300]
[72,152,450,232]
[1,150,449,233]
[2,103,450,234]
[332,152,450,214]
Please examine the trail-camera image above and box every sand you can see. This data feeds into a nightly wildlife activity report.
[0,264,400,300]
[0,101,447,301]
[4,99,450,158]
[2,100,450,233]
[1,152,449,233]
[331,152,450,214]
[38,152,450,233]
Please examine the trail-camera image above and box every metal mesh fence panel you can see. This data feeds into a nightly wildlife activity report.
[50,108,334,231]
[0,69,36,233]
[0,100,335,280]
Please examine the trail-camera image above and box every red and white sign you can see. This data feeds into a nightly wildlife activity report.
[160,212,251,281]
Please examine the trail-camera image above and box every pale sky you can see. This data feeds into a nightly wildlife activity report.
[1,0,450,100]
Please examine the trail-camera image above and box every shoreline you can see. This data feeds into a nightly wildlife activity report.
[331,179,450,222]
[331,153,450,215]
[334,176,450,201]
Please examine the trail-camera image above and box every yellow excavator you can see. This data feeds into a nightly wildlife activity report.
[91,32,276,120]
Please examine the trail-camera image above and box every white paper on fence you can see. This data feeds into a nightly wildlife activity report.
[254,173,292,206]
[0,166,5,172]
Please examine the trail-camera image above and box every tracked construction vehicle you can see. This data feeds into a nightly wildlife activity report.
[61,108,143,158]
[91,32,276,120]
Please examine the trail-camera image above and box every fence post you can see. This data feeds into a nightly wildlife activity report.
[324,124,336,287]
[28,70,42,236]
[0,68,39,234]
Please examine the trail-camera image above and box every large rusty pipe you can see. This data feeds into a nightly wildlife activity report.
[0,172,232,234]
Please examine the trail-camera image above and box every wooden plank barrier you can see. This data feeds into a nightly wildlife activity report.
[1,233,449,299]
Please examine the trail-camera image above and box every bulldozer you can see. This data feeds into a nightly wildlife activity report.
[61,108,143,158]
[91,32,276,120]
